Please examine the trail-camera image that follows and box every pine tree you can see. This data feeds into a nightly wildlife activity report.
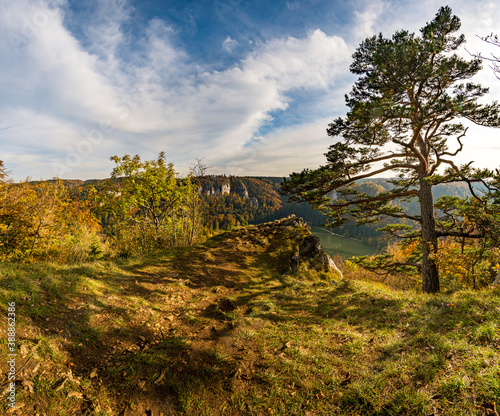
[282,7,500,293]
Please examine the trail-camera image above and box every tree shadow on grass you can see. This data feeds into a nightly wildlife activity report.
[4,225,496,415]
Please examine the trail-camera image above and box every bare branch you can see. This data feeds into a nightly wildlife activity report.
[373,209,421,223]
[441,128,467,157]
[436,230,485,239]
[438,158,487,203]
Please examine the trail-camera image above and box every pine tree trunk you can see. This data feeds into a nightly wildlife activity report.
[419,178,440,293]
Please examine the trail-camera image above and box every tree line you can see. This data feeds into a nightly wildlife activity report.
[3,148,495,292]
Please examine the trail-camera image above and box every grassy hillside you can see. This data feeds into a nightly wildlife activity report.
[311,227,378,258]
[0,221,499,415]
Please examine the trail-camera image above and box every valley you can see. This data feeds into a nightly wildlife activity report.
[311,227,377,259]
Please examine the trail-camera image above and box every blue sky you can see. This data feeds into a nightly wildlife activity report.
[1,0,500,181]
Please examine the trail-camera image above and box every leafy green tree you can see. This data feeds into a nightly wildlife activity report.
[101,152,201,254]
[281,7,500,293]
[434,196,500,288]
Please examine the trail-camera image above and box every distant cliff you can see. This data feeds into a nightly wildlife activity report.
[196,176,282,231]
[199,180,232,197]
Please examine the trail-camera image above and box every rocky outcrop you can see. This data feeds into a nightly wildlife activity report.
[200,182,231,196]
[254,215,342,277]
[291,234,342,277]
[295,235,343,277]
[297,235,330,269]
[233,181,249,199]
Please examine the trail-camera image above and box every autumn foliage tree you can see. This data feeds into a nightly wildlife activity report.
[281,7,500,293]
[0,176,101,262]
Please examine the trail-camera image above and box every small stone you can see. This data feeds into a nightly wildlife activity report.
[22,379,34,393]
[54,378,67,391]
[19,344,29,356]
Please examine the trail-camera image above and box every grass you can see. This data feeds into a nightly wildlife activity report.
[0,221,499,415]
[311,226,377,258]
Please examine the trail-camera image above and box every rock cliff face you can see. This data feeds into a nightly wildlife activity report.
[196,176,283,231]
[202,183,231,196]
[200,179,248,198]
[233,181,249,199]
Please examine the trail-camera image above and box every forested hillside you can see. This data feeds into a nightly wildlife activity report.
[2,168,484,265]
[57,175,482,250]
[196,176,483,251]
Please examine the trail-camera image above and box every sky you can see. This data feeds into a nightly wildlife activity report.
[1,0,500,181]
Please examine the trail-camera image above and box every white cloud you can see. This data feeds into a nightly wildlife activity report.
[212,118,334,176]
[286,2,301,11]
[352,0,387,40]
[78,0,131,72]
[223,36,238,52]
[0,0,124,123]
[0,0,353,180]
[242,30,350,90]
[2,0,500,181]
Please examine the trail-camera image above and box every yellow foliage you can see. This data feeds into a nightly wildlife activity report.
[0,179,103,262]
[431,239,496,289]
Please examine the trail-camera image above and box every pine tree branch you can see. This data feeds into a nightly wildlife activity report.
[331,189,419,208]
[341,164,420,189]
